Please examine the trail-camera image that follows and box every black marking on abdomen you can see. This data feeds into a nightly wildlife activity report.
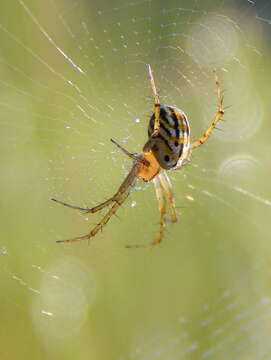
[148,105,187,158]
[169,107,180,139]
[158,134,172,151]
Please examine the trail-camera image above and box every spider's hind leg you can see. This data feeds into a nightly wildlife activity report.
[158,172,177,223]
[126,175,167,248]
[55,197,127,244]
[51,197,115,214]
[54,161,140,244]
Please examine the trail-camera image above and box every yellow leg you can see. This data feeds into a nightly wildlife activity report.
[56,193,129,243]
[147,64,160,136]
[51,197,115,213]
[54,162,140,243]
[190,71,224,150]
[158,172,177,223]
[126,176,166,248]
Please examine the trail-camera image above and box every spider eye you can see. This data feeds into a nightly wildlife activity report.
[164,155,170,162]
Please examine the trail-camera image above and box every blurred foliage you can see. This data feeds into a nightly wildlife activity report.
[0,0,271,359]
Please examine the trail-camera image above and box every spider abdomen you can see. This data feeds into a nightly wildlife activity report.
[143,104,190,170]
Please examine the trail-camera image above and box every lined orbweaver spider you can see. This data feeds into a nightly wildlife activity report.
[52,65,224,248]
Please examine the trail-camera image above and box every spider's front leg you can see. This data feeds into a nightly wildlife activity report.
[147,64,161,137]
[190,71,224,150]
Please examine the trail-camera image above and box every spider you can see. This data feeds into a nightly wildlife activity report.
[52,65,224,248]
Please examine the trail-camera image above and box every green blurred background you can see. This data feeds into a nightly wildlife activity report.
[0,0,271,359]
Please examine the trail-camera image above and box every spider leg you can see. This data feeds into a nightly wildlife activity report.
[190,71,224,150]
[51,197,115,214]
[147,64,160,136]
[57,194,130,243]
[52,140,145,214]
[55,162,140,243]
[126,176,166,248]
[158,172,177,223]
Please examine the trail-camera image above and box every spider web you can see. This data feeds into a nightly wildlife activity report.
[0,0,271,359]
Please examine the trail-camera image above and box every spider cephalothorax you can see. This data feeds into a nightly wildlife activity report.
[52,65,224,247]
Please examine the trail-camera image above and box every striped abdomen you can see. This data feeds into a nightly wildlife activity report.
[143,104,190,170]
